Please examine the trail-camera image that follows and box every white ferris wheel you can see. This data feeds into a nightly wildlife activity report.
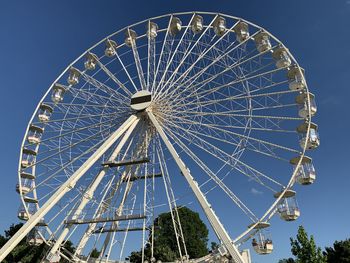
[0,11,319,263]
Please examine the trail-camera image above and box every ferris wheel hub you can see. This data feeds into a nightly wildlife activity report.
[130,90,152,111]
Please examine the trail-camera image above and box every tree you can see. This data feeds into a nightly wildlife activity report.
[290,226,326,263]
[130,207,209,262]
[278,259,295,263]
[90,247,101,258]
[324,239,350,263]
[0,223,74,263]
[210,241,219,251]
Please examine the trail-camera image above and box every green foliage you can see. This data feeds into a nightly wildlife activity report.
[210,241,219,251]
[130,207,209,262]
[0,223,74,263]
[289,226,326,263]
[278,258,296,263]
[324,239,350,263]
[90,247,101,258]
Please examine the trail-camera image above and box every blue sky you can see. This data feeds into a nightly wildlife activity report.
[0,0,350,262]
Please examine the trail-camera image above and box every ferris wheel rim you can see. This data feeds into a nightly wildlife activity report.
[15,11,317,260]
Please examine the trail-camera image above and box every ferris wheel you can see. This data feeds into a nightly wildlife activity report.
[0,11,319,263]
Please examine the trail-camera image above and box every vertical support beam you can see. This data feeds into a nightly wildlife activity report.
[47,117,140,259]
[0,115,138,262]
[147,111,245,263]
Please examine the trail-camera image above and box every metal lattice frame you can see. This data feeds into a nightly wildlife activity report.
[0,11,317,263]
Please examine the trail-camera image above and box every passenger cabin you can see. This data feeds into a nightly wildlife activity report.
[105,39,118,57]
[272,47,291,69]
[20,171,36,180]
[27,229,44,246]
[170,17,182,36]
[290,156,316,185]
[288,66,306,91]
[67,67,81,86]
[85,52,98,71]
[38,103,53,122]
[234,21,250,43]
[191,15,203,34]
[249,222,273,255]
[147,22,158,39]
[125,29,137,47]
[296,92,317,118]
[51,83,66,104]
[18,206,32,221]
[213,16,226,37]
[21,148,37,168]
[297,122,320,150]
[27,125,44,144]
[16,178,33,195]
[254,31,272,53]
[274,190,300,221]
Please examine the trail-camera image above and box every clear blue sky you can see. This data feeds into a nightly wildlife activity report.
[0,1,349,262]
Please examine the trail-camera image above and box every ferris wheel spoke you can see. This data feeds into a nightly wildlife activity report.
[147,24,156,89]
[158,112,300,155]
[151,15,174,93]
[164,117,293,162]
[155,14,202,94]
[67,85,126,108]
[163,128,258,222]
[161,121,285,190]
[31,111,125,126]
[203,89,297,107]
[28,118,128,174]
[31,116,125,147]
[129,30,147,90]
[158,31,268,101]
[154,13,197,95]
[79,71,131,104]
[92,56,134,96]
[154,18,240,101]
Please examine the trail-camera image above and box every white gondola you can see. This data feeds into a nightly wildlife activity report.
[18,203,36,221]
[67,67,81,85]
[20,171,36,180]
[290,156,316,185]
[84,52,98,71]
[38,103,53,122]
[27,229,44,246]
[272,47,291,68]
[297,122,320,150]
[254,31,271,53]
[24,196,38,204]
[16,179,33,194]
[274,190,300,221]
[288,65,306,91]
[170,17,182,36]
[125,29,137,47]
[296,92,317,118]
[17,206,32,221]
[27,125,44,144]
[147,22,158,39]
[21,148,36,168]
[104,39,117,57]
[213,16,226,36]
[234,21,249,43]
[51,83,66,104]
[191,15,203,34]
[249,222,273,255]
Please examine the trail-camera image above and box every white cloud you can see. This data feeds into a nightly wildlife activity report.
[251,188,263,195]
[346,0,350,4]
